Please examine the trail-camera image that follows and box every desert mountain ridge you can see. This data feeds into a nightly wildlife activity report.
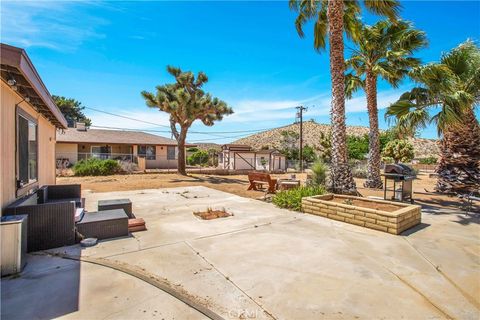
[232,121,440,159]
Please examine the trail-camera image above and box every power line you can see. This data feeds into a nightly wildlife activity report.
[88,125,255,143]
[89,125,235,139]
[188,133,253,143]
[85,106,279,134]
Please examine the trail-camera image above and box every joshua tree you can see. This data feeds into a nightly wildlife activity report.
[386,40,480,194]
[142,66,233,175]
[289,0,400,194]
[345,20,427,189]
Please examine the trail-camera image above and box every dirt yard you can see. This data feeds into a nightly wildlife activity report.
[58,172,478,212]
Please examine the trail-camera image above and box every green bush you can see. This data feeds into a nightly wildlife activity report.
[310,160,327,186]
[187,150,209,166]
[382,139,415,163]
[272,186,326,211]
[418,156,437,165]
[73,158,120,176]
[347,135,369,160]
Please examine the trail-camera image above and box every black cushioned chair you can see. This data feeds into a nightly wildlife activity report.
[4,184,83,252]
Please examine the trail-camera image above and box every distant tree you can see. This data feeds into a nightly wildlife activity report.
[53,95,91,127]
[141,66,233,175]
[187,147,199,152]
[302,145,317,162]
[346,135,369,160]
[318,131,332,162]
[187,150,209,166]
[382,140,415,164]
[279,130,300,160]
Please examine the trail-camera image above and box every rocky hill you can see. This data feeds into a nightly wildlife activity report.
[194,143,222,152]
[233,121,439,159]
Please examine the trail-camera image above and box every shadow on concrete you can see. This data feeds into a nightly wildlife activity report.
[1,234,134,319]
[401,223,431,236]
[1,246,82,320]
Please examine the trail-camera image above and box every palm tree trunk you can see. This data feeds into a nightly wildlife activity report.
[177,128,188,176]
[364,70,383,189]
[327,0,356,194]
[436,107,480,194]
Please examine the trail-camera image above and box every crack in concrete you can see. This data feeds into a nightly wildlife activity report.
[403,237,480,311]
[383,267,454,320]
[102,218,296,260]
[184,241,278,320]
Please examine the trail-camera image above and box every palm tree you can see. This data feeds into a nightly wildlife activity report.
[142,66,233,176]
[345,20,427,189]
[386,40,480,194]
[289,0,400,194]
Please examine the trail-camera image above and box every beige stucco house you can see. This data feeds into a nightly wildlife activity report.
[56,126,190,170]
[1,44,68,212]
[218,144,286,171]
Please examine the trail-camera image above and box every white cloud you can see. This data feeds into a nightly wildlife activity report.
[215,88,406,127]
[1,1,107,51]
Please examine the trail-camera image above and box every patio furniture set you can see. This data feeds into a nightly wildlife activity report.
[4,185,146,252]
[247,172,300,193]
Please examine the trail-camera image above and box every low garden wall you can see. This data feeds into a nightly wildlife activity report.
[302,194,421,235]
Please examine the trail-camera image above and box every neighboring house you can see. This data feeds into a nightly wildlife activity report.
[218,144,286,171]
[56,126,192,169]
[0,44,68,212]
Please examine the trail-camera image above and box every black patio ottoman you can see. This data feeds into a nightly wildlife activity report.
[76,209,129,240]
[98,199,134,218]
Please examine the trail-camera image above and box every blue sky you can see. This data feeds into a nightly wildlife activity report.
[2,1,479,143]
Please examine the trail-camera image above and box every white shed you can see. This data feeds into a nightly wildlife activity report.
[218,144,286,172]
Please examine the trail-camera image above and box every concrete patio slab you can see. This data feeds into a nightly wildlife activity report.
[2,186,479,319]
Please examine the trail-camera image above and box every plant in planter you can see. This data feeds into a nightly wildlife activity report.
[272,186,326,211]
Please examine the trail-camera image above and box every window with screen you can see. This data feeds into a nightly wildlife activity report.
[167,146,176,160]
[138,145,156,160]
[17,112,37,188]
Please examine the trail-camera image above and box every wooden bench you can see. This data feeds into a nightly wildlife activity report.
[247,172,277,193]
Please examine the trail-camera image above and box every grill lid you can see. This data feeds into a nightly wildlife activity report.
[384,163,416,176]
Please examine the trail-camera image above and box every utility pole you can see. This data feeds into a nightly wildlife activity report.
[296,105,307,172]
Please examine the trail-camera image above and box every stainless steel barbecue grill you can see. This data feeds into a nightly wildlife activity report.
[383,164,416,203]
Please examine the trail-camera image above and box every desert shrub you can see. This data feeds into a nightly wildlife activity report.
[382,139,415,163]
[119,160,139,173]
[310,160,327,186]
[187,150,209,166]
[272,186,326,211]
[418,156,438,165]
[351,162,368,178]
[73,158,120,176]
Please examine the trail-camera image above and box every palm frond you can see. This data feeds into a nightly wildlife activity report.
[345,73,365,99]
[364,0,401,21]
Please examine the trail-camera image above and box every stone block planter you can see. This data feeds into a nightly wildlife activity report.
[302,194,421,235]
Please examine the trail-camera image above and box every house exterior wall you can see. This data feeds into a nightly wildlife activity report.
[1,82,57,213]
[56,143,78,164]
[271,155,286,171]
[145,145,178,169]
[233,152,257,170]
[55,140,183,170]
